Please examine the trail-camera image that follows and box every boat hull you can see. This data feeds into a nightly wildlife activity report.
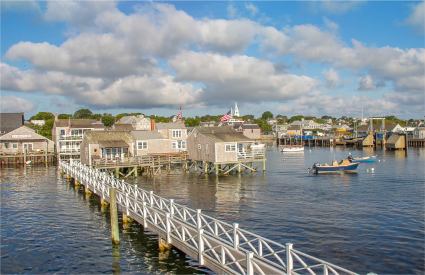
[281,147,304,152]
[351,156,377,163]
[312,163,359,174]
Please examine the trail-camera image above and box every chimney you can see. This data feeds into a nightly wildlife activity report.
[150,119,156,131]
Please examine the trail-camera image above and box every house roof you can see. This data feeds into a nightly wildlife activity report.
[83,131,132,144]
[287,125,301,130]
[117,115,150,124]
[98,140,129,148]
[156,122,186,130]
[113,123,134,131]
[242,124,260,129]
[0,113,24,134]
[54,119,104,128]
[0,125,52,142]
[131,130,165,140]
[195,126,253,142]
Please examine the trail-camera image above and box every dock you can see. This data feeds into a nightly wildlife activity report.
[60,160,358,275]
[0,153,56,166]
[91,153,188,178]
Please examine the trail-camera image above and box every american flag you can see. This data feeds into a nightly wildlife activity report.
[220,110,232,122]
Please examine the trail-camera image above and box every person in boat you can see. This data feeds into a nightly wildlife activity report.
[347,153,353,162]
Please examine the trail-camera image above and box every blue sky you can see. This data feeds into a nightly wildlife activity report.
[1,1,424,119]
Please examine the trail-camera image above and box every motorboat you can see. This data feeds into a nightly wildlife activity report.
[281,145,304,152]
[310,159,359,174]
[350,155,377,163]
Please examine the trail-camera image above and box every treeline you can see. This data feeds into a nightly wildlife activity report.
[28,109,418,139]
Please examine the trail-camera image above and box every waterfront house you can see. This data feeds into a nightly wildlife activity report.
[52,119,105,160]
[0,125,54,155]
[413,126,425,139]
[116,115,151,131]
[80,131,133,166]
[131,130,177,156]
[286,125,302,136]
[233,123,261,139]
[0,113,24,135]
[156,122,187,151]
[187,126,262,164]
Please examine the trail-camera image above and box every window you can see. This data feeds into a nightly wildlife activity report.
[137,141,148,150]
[60,129,65,136]
[225,144,236,152]
[172,130,182,138]
[12,143,18,149]
[4,142,9,149]
[172,141,177,149]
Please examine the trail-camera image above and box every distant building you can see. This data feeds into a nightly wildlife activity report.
[290,119,322,130]
[116,115,151,131]
[30,120,46,126]
[413,127,425,139]
[187,126,260,164]
[286,125,302,136]
[233,123,261,139]
[156,122,187,151]
[131,130,178,156]
[0,125,54,155]
[0,113,24,135]
[80,131,133,166]
[52,119,105,160]
[199,121,217,127]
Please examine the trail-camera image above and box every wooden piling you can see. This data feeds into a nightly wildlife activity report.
[158,238,171,252]
[110,188,120,245]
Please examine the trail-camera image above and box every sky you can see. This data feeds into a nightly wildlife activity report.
[0,0,424,119]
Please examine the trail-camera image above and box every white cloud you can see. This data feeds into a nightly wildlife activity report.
[171,51,317,104]
[0,63,202,109]
[323,68,340,88]
[358,75,376,90]
[312,1,363,14]
[405,1,425,33]
[245,3,258,16]
[0,95,34,113]
[323,17,339,33]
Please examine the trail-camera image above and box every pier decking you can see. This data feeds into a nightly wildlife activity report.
[60,160,358,275]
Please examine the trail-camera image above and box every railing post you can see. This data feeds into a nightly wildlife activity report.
[323,265,329,275]
[233,223,239,249]
[286,243,293,275]
[142,201,147,228]
[169,199,174,217]
[149,191,154,207]
[221,246,225,265]
[196,209,202,230]
[246,251,254,275]
[198,228,204,265]
[166,213,171,244]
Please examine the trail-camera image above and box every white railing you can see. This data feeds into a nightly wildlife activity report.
[60,160,358,275]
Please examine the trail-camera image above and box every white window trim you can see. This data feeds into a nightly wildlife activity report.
[172,129,182,138]
[137,140,148,150]
[12,143,18,149]
[225,143,236,152]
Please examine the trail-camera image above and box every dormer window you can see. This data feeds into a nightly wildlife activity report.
[172,130,182,138]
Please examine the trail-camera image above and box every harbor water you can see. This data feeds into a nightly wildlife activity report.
[1,147,424,274]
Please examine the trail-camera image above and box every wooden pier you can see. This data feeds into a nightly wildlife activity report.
[278,137,334,147]
[0,153,56,167]
[61,160,359,275]
[92,153,188,178]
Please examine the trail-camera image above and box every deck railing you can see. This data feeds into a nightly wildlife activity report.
[60,160,359,275]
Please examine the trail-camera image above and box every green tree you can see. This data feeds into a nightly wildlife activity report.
[58,113,72,119]
[101,114,115,127]
[30,112,55,121]
[73,108,93,119]
[261,111,273,120]
[289,115,304,123]
[184,117,201,127]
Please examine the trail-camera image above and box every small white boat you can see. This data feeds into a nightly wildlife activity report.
[281,146,304,152]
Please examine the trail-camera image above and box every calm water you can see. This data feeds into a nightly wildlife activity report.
[1,147,424,274]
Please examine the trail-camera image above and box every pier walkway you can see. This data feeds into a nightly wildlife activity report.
[60,160,358,275]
